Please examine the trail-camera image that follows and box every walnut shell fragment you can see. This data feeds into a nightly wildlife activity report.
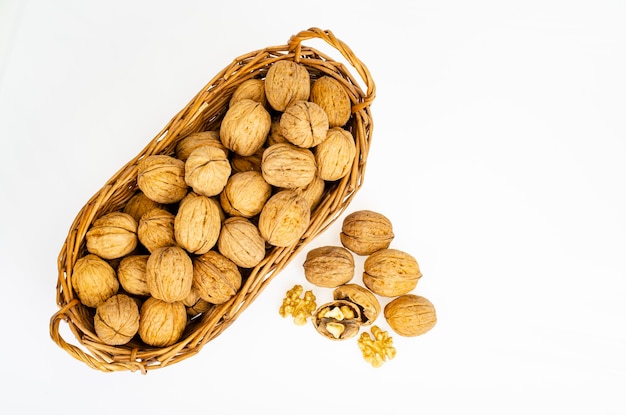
[384,294,437,337]
[94,294,140,346]
[333,283,380,326]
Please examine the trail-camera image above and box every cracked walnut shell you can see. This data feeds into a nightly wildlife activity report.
[363,248,422,297]
[138,297,187,347]
[384,294,437,337]
[333,283,380,326]
[94,294,140,346]
[312,300,361,340]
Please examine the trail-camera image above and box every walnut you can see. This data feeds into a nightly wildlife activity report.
[146,245,194,303]
[217,217,266,269]
[94,294,140,345]
[266,118,289,146]
[137,208,176,253]
[85,212,138,260]
[192,250,242,304]
[219,171,271,218]
[230,78,267,107]
[333,283,380,326]
[230,146,264,173]
[303,246,354,288]
[137,154,187,204]
[295,174,325,211]
[174,192,222,255]
[258,189,310,247]
[72,254,119,308]
[310,75,352,127]
[264,60,311,111]
[279,100,329,148]
[184,145,231,197]
[138,297,187,347]
[123,192,165,223]
[358,326,396,368]
[261,143,316,189]
[175,131,226,161]
[117,254,150,296]
[315,127,356,181]
[182,287,213,317]
[384,294,437,337]
[340,210,394,256]
[220,98,271,156]
[363,248,422,297]
[279,284,317,326]
[312,300,361,340]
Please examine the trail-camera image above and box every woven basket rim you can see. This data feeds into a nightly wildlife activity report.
[50,27,376,374]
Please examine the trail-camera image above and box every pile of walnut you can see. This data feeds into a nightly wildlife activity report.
[279,210,437,368]
[73,60,358,348]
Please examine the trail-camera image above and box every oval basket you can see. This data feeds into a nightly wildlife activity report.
[49,27,375,373]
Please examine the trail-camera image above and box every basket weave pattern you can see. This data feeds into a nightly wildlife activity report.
[49,28,375,373]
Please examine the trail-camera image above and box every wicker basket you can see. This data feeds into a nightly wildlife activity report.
[49,27,375,373]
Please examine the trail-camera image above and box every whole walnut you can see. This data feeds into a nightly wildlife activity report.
[217,217,266,269]
[230,146,264,173]
[219,171,271,218]
[117,254,150,296]
[261,143,317,189]
[340,210,394,256]
[175,131,226,162]
[310,75,352,127]
[146,245,193,303]
[264,60,311,111]
[174,193,222,255]
[137,154,187,204]
[137,208,176,253]
[185,145,231,197]
[123,192,165,223]
[220,99,271,157]
[363,248,422,297]
[230,78,267,107]
[384,294,437,337]
[86,212,138,260]
[258,189,310,247]
[315,127,356,181]
[303,246,354,288]
[182,287,213,317]
[138,297,187,347]
[192,251,242,304]
[72,254,119,308]
[94,294,140,345]
[280,100,329,148]
[266,118,289,146]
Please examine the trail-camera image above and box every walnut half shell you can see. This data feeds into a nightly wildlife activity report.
[312,300,361,341]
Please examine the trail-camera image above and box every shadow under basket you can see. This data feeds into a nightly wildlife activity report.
[49,27,376,373]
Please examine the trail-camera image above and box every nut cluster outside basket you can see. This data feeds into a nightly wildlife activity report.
[49,27,376,373]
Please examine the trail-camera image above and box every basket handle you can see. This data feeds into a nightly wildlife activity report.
[288,27,376,112]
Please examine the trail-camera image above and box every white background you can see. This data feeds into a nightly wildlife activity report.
[1,0,625,413]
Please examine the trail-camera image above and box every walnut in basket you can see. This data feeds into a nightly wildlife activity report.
[137,154,188,204]
[94,294,140,346]
[219,170,271,218]
[310,75,352,128]
[137,208,176,253]
[217,217,266,269]
[315,127,356,181]
[123,192,164,223]
[138,297,187,347]
[146,245,194,303]
[175,131,226,162]
[264,60,311,111]
[220,98,271,157]
[230,78,267,107]
[258,189,310,247]
[174,192,222,255]
[280,100,329,148]
[117,254,150,297]
[261,143,317,189]
[184,145,231,197]
[85,212,138,260]
[72,254,119,308]
[192,250,242,304]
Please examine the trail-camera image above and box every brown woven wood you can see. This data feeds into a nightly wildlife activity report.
[49,27,376,373]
